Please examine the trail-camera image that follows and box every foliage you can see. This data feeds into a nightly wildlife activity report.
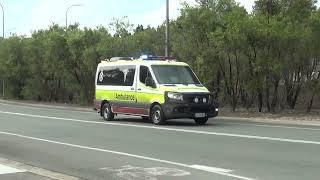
[0,0,319,112]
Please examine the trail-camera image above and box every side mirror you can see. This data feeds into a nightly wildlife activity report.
[145,77,156,88]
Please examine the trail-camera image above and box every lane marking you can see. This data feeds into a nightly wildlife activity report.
[0,131,255,180]
[216,121,320,131]
[0,102,94,115]
[1,110,320,145]
[190,165,232,173]
[0,164,26,175]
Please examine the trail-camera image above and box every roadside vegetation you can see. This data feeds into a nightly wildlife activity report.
[0,0,319,113]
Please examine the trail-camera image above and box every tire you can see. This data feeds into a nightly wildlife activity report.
[150,105,166,125]
[194,117,208,125]
[101,103,114,121]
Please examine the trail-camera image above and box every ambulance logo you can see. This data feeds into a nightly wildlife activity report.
[99,72,104,82]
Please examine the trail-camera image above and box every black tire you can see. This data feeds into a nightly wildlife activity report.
[141,116,149,121]
[150,105,166,125]
[102,103,114,121]
[194,117,208,125]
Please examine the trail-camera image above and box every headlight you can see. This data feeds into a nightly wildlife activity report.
[194,97,199,103]
[167,92,183,101]
[203,98,207,103]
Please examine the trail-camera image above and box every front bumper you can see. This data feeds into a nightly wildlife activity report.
[162,101,219,120]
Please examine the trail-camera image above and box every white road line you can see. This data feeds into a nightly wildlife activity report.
[216,121,320,131]
[190,165,232,173]
[0,131,255,180]
[0,164,26,175]
[1,110,320,145]
[2,101,319,130]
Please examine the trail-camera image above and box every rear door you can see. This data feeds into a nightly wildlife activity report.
[111,65,137,114]
[97,65,138,114]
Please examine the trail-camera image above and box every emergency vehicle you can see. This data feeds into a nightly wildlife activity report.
[94,55,218,125]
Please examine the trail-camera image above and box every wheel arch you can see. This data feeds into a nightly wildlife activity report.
[100,100,110,116]
[149,102,164,118]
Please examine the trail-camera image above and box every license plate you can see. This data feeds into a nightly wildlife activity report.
[195,113,206,118]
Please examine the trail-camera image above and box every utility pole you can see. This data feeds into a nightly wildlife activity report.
[0,3,4,97]
[165,0,169,57]
[66,4,82,28]
[2,79,4,97]
[0,2,4,38]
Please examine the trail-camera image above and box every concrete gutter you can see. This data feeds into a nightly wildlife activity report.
[0,157,81,180]
[217,116,320,127]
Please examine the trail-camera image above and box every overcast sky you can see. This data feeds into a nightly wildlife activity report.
[0,0,319,37]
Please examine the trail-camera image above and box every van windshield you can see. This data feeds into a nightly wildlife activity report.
[151,65,201,85]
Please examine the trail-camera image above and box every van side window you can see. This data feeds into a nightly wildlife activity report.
[123,68,136,86]
[139,66,152,84]
[97,65,136,86]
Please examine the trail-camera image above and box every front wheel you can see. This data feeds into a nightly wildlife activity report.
[150,105,166,125]
[194,117,208,125]
[102,103,114,121]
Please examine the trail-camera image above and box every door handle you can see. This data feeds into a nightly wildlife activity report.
[130,88,134,90]
[138,88,141,91]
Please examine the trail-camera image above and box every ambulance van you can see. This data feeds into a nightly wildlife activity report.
[94,55,218,125]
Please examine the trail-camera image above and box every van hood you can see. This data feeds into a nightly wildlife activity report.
[159,84,209,93]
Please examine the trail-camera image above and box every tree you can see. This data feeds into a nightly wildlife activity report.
[0,36,28,99]
[0,0,319,112]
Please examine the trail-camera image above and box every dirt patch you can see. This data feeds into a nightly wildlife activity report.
[219,107,320,122]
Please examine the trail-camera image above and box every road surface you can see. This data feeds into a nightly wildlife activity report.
[0,102,319,180]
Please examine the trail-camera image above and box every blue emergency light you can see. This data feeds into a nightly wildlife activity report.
[140,54,152,60]
[140,54,176,61]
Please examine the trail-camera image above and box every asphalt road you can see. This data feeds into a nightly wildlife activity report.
[0,102,320,180]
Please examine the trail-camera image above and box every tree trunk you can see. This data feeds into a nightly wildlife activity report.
[215,70,221,98]
[271,79,279,112]
[307,72,320,113]
[265,75,271,112]
[232,91,238,112]
[225,54,236,111]
[290,84,301,109]
[286,67,302,109]
[258,89,263,112]
[307,93,315,113]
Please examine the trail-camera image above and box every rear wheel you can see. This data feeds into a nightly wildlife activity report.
[194,117,208,125]
[150,105,166,125]
[102,103,114,121]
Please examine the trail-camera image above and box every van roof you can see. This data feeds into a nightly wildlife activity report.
[99,59,189,67]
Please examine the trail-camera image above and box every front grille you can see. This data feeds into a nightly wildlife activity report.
[190,106,210,113]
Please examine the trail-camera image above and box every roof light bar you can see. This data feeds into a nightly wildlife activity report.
[139,54,177,61]
[110,57,134,61]
[105,55,177,62]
